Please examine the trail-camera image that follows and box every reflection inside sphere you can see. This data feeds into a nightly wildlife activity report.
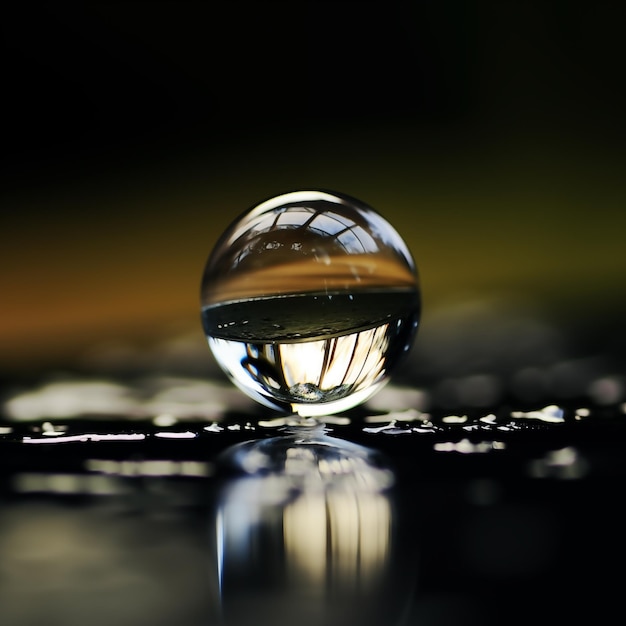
[200,190,420,416]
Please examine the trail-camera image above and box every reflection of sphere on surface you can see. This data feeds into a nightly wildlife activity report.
[200,190,420,416]
[218,423,395,487]
[208,433,416,626]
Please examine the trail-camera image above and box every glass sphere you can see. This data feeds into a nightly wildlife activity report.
[200,189,420,417]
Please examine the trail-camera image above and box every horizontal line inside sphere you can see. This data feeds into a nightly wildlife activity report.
[201,289,420,344]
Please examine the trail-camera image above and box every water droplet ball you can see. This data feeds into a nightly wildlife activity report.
[200,190,420,417]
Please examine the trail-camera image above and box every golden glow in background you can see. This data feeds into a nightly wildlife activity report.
[2,3,624,374]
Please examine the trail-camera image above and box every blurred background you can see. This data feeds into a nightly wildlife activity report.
[2,0,625,387]
[1,6,626,625]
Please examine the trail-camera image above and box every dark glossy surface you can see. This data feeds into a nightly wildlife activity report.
[2,294,626,625]
[1,390,625,625]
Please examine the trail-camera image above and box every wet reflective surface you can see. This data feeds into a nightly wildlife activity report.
[2,296,626,625]
[1,392,626,625]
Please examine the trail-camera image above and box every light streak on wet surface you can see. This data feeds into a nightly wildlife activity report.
[23,433,147,444]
